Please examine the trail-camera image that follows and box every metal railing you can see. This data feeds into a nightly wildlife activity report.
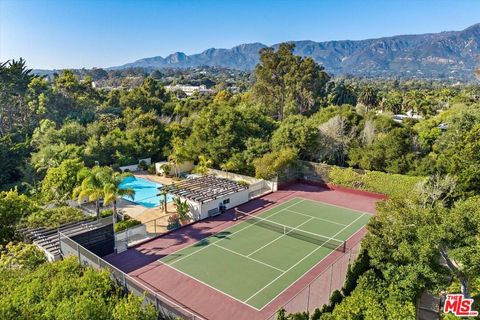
[115,216,171,252]
[59,231,206,320]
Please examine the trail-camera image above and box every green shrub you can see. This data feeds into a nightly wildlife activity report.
[160,163,171,176]
[101,209,113,218]
[114,219,141,232]
[138,160,148,170]
[167,214,181,230]
[328,167,362,188]
[147,164,156,174]
[237,180,250,187]
[328,166,424,199]
[25,206,88,229]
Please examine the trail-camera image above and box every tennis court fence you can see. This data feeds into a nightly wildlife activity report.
[265,236,363,319]
[58,231,206,320]
[278,160,350,186]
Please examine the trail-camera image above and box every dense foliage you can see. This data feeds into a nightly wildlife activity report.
[0,254,157,320]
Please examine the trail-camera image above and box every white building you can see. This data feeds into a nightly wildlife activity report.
[159,176,249,220]
[164,84,214,96]
[392,110,423,123]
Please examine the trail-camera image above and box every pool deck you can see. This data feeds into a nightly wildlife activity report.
[117,172,177,223]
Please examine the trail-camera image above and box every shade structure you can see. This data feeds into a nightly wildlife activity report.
[158,175,248,204]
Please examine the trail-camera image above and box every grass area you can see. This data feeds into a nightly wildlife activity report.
[159,197,371,310]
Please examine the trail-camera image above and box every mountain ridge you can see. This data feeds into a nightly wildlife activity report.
[109,23,480,80]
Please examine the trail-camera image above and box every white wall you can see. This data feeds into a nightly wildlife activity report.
[208,168,262,184]
[138,158,151,166]
[119,158,152,172]
[155,161,194,175]
[185,189,249,221]
[119,164,139,172]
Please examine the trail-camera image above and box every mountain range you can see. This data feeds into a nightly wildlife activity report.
[112,23,480,80]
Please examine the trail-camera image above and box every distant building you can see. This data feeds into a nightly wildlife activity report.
[392,110,423,123]
[438,123,448,131]
[164,84,214,96]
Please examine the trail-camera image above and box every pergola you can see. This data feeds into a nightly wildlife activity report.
[158,175,247,204]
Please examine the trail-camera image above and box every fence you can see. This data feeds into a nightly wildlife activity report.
[279,160,353,186]
[115,216,171,252]
[266,238,363,319]
[59,231,206,320]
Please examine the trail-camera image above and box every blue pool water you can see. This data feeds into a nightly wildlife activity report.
[119,176,174,208]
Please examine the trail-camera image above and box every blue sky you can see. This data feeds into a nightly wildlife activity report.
[1,0,479,69]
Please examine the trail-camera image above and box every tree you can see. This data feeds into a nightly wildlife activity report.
[168,137,191,178]
[102,170,135,222]
[222,138,271,176]
[271,115,318,160]
[26,206,87,229]
[328,82,357,106]
[0,59,35,137]
[184,104,249,166]
[112,294,158,320]
[358,86,379,111]
[0,257,158,320]
[319,270,416,320]
[193,155,213,175]
[73,167,105,218]
[253,148,298,179]
[41,158,86,202]
[423,105,480,195]
[0,242,46,270]
[252,43,330,120]
[0,189,39,245]
[159,188,169,213]
[316,115,354,166]
[438,197,480,298]
[74,166,134,220]
[173,197,191,223]
[348,127,416,174]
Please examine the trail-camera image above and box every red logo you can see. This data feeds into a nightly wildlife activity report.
[443,294,478,317]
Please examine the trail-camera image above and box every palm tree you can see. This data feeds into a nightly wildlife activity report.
[173,197,190,224]
[102,170,135,223]
[73,166,135,221]
[159,188,169,213]
[168,137,190,178]
[73,166,105,219]
[358,86,379,111]
[193,155,213,175]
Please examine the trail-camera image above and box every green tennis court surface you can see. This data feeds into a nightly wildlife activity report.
[159,197,371,310]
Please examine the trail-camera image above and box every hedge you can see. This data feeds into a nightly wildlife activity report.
[25,206,89,229]
[328,166,425,199]
[114,218,141,232]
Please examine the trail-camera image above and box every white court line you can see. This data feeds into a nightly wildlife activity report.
[253,211,371,310]
[158,261,263,311]
[212,243,285,272]
[247,217,315,258]
[244,212,367,303]
[298,197,374,216]
[284,209,348,226]
[166,198,306,266]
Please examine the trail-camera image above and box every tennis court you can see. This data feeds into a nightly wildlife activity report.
[159,197,372,310]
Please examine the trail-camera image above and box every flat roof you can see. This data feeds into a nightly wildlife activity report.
[158,175,247,204]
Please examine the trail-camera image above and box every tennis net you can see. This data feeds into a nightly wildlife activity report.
[235,209,346,252]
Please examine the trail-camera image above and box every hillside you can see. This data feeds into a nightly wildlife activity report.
[112,23,480,80]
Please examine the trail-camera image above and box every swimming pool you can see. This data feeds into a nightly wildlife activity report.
[119,176,174,208]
